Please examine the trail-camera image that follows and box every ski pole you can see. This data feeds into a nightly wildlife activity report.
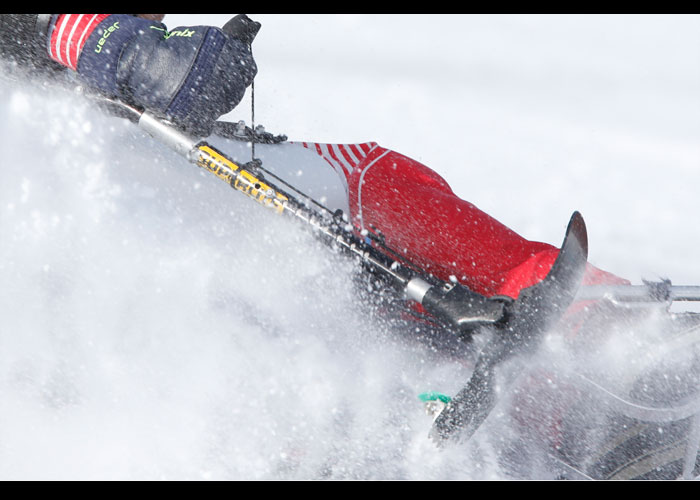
[576,281,700,303]
[92,94,509,336]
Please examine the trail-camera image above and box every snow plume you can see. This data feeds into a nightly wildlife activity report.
[0,69,698,479]
[0,74,493,480]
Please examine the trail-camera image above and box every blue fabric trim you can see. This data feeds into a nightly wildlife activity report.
[165,28,224,121]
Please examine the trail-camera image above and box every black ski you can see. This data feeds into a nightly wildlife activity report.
[430,211,589,444]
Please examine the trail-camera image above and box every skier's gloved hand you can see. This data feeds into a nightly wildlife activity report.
[48,14,257,137]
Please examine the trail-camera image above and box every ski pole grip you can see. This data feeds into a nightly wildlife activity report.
[223,14,261,45]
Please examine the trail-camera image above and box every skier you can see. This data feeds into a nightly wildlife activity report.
[9,16,700,480]
[0,13,627,305]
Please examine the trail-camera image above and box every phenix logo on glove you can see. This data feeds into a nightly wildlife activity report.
[149,26,197,39]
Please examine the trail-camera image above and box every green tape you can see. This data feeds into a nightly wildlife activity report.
[417,391,452,404]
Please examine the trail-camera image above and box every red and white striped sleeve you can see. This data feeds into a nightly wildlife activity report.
[47,14,110,71]
[294,141,379,186]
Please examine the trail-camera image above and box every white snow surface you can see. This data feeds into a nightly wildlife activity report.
[0,14,699,480]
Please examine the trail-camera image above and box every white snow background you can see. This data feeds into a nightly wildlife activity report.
[0,14,698,479]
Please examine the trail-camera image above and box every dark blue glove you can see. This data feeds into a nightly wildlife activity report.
[76,15,257,137]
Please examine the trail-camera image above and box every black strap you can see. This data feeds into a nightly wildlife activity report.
[212,121,287,144]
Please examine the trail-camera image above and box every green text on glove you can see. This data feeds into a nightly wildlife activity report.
[94,21,120,53]
[149,26,196,40]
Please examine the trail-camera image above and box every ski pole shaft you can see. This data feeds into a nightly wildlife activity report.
[575,283,700,302]
[186,133,506,329]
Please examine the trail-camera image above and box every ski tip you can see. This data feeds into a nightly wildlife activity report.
[541,211,589,290]
[567,211,588,260]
